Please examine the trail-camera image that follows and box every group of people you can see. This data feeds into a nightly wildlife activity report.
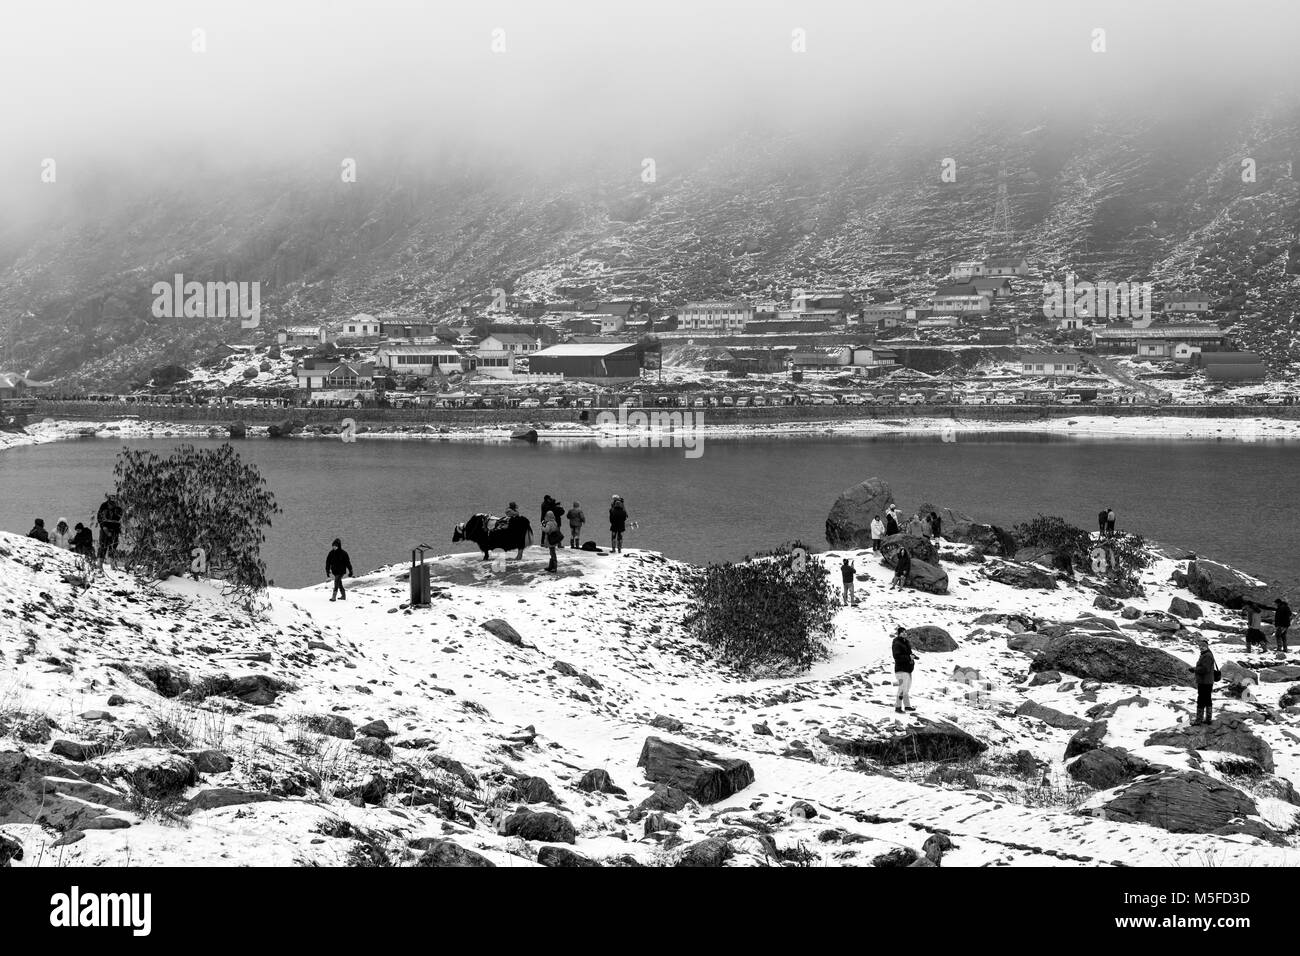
[867,504,943,553]
[1243,597,1292,654]
[525,494,631,573]
[25,495,123,564]
[1096,507,1118,535]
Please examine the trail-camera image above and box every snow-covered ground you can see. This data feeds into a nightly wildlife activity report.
[2,528,1298,868]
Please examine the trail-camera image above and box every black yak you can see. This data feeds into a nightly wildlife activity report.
[453,513,533,560]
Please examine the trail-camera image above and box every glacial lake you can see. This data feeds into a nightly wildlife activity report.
[4,434,1296,595]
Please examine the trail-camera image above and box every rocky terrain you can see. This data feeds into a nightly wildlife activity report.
[4,100,1300,389]
[3,477,1300,868]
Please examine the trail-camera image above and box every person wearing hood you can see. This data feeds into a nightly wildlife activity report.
[50,518,72,549]
[929,511,942,544]
[869,514,885,552]
[1189,639,1220,725]
[609,495,628,553]
[890,547,912,590]
[27,518,49,543]
[884,505,900,537]
[71,522,94,558]
[567,501,586,548]
[892,625,918,713]
[326,538,353,602]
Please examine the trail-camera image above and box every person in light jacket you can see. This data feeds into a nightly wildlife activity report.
[869,515,885,552]
[50,517,73,549]
[567,501,586,549]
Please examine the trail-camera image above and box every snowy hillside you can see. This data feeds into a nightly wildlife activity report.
[2,529,1298,868]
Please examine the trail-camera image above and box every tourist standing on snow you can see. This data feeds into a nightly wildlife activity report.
[1245,602,1266,653]
[50,517,72,549]
[1275,598,1293,653]
[27,518,49,543]
[567,501,585,548]
[1097,508,1108,536]
[326,538,353,601]
[96,494,123,563]
[870,515,885,552]
[840,558,856,605]
[540,510,560,572]
[892,625,918,713]
[1190,639,1219,725]
[1106,508,1116,535]
[609,495,628,553]
[929,511,942,544]
[884,505,900,537]
[71,523,94,558]
[890,547,912,590]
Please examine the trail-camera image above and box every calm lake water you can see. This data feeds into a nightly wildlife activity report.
[3,435,1295,593]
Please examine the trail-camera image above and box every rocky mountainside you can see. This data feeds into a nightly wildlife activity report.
[3,99,1300,388]
[3,509,1300,868]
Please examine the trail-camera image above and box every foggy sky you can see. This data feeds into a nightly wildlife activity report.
[1,0,1297,208]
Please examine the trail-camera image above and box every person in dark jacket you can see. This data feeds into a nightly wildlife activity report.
[540,511,560,572]
[1098,508,1108,535]
[96,495,123,562]
[71,522,94,558]
[840,558,856,605]
[609,495,628,553]
[326,538,353,601]
[1190,639,1219,725]
[884,505,900,537]
[1275,598,1293,653]
[892,626,918,713]
[889,547,911,590]
[929,511,942,543]
[27,518,49,543]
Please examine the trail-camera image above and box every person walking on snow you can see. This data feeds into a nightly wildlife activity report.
[609,495,628,553]
[567,501,586,549]
[96,494,123,564]
[870,515,885,552]
[540,510,560,572]
[1190,639,1219,725]
[326,538,353,601]
[892,625,918,713]
[840,558,857,605]
[1274,597,1292,654]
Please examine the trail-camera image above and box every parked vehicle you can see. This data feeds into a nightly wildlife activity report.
[735,395,752,407]
[721,395,735,407]
[810,393,837,406]
[842,393,866,405]
[1263,395,1286,406]
[963,393,988,405]
[899,393,925,405]
[991,394,1016,405]
[543,396,563,408]
[1060,394,1083,405]
[751,395,767,407]
[519,398,541,409]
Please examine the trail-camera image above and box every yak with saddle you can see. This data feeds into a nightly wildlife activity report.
[453,513,534,560]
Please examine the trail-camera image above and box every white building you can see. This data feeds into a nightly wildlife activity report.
[676,300,754,334]
[375,344,463,377]
[335,313,382,339]
[1018,353,1081,376]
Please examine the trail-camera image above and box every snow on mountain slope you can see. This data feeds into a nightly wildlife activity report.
[1,531,1297,868]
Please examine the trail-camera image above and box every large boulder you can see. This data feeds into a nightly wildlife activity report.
[818,718,986,766]
[1169,597,1203,620]
[903,559,949,595]
[500,808,577,844]
[94,750,198,800]
[1031,634,1195,687]
[1144,715,1274,772]
[416,839,496,867]
[825,477,895,549]
[902,626,957,653]
[1015,700,1090,730]
[1095,770,1259,834]
[880,534,939,568]
[1064,720,1110,759]
[938,508,1017,557]
[981,561,1057,591]
[1186,560,1269,610]
[637,737,754,804]
[1067,746,1158,790]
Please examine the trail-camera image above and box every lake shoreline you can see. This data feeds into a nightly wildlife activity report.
[4,413,1300,452]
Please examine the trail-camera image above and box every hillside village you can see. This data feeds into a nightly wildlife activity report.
[3,481,1300,869]
[14,253,1298,415]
